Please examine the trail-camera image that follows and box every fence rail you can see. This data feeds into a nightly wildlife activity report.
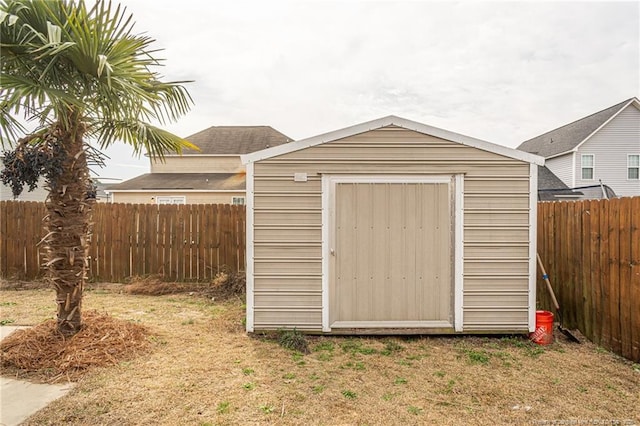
[537,197,640,362]
[0,201,245,282]
[3,197,639,361]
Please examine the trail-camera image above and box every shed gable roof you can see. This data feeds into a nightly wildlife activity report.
[175,126,292,155]
[517,98,639,158]
[241,116,544,165]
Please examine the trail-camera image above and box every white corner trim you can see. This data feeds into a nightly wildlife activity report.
[528,163,538,333]
[571,152,577,188]
[321,175,331,332]
[241,115,545,166]
[245,162,255,332]
[454,174,464,332]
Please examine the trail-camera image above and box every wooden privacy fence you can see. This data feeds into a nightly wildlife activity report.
[0,201,246,282]
[537,197,640,362]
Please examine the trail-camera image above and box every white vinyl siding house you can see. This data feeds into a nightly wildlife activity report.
[545,153,574,187]
[518,97,640,198]
[572,105,640,195]
[243,116,544,335]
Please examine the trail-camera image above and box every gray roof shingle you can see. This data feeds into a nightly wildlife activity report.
[537,166,569,190]
[107,173,245,191]
[181,126,292,155]
[517,98,633,158]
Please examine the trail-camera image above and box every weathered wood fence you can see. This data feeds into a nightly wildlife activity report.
[537,197,640,362]
[0,201,245,282]
[3,197,639,360]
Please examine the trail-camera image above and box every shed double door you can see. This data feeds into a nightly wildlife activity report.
[329,179,453,328]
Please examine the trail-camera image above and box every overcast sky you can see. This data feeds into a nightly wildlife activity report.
[95,0,639,181]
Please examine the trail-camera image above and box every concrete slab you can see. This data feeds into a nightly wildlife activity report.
[0,377,72,426]
[0,326,29,340]
[0,326,74,426]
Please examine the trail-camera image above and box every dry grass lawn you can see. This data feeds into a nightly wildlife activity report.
[1,285,638,425]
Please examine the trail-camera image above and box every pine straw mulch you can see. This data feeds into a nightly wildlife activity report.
[0,310,151,383]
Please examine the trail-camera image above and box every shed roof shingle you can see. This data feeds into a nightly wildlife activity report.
[107,173,245,191]
[180,126,292,155]
[517,98,634,158]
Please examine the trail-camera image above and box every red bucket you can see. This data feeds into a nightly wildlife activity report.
[530,310,554,345]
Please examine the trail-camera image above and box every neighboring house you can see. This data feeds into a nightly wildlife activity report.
[0,178,48,202]
[1,170,111,202]
[106,126,292,204]
[242,115,544,335]
[536,165,616,201]
[518,97,640,197]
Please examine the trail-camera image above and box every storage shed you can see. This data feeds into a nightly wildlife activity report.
[241,116,545,335]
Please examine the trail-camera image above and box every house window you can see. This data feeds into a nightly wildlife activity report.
[628,155,640,180]
[581,154,594,180]
[231,196,245,205]
[156,196,186,205]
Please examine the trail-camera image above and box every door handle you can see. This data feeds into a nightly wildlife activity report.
[330,248,335,256]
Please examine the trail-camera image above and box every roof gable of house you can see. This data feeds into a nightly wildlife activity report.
[517,98,638,158]
[241,115,544,165]
[179,126,292,155]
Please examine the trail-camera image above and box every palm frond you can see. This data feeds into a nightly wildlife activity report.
[93,119,199,159]
[1,0,193,155]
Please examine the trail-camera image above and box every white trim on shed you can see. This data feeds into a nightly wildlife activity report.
[242,115,544,166]
[245,116,544,335]
[245,162,255,332]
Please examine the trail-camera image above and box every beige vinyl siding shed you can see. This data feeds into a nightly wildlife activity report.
[242,116,544,335]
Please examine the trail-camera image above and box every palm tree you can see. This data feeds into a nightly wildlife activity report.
[0,0,195,336]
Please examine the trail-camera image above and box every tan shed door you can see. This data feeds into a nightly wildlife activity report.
[330,180,452,328]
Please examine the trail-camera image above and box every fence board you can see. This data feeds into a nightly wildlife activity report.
[538,196,639,362]
[618,197,632,360]
[580,200,592,340]
[589,201,602,345]
[599,198,611,348]
[1,201,246,283]
[631,197,640,362]
[608,199,621,354]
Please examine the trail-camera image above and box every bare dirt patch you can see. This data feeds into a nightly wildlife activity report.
[0,286,638,425]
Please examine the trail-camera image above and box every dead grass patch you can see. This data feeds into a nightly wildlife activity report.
[123,275,193,295]
[123,270,246,300]
[1,287,637,425]
[1,310,151,383]
[0,277,49,290]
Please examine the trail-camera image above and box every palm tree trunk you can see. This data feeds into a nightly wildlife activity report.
[44,122,94,336]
